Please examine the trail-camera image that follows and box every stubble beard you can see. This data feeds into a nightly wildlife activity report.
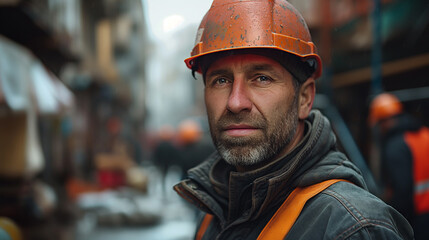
[209,97,299,167]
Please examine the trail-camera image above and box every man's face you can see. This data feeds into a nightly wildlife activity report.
[204,54,300,168]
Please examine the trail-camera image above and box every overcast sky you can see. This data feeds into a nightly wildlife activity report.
[144,0,213,41]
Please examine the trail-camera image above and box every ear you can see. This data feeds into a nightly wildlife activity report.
[298,78,315,120]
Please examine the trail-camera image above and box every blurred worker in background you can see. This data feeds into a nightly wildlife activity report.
[174,0,413,239]
[153,125,180,196]
[177,119,215,179]
[369,92,429,240]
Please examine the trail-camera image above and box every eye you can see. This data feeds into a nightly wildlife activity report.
[216,77,228,84]
[253,75,273,86]
[210,77,230,87]
[256,75,270,82]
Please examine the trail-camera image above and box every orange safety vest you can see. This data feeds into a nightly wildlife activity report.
[404,126,429,215]
[196,179,347,240]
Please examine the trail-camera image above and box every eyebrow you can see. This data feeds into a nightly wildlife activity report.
[206,69,231,79]
[247,63,283,79]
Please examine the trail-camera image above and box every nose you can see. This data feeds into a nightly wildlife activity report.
[227,78,252,113]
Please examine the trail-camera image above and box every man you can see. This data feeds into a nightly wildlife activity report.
[174,0,414,239]
[369,93,429,240]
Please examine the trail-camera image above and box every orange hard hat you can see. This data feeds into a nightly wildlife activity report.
[369,93,403,126]
[178,119,202,145]
[185,0,322,79]
[0,217,22,240]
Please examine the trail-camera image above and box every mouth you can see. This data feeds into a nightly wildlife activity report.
[223,124,260,137]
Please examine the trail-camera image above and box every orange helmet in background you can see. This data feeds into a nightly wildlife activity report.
[178,119,202,145]
[369,93,403,126]
[185,0,322,79]
[0,217,22,240]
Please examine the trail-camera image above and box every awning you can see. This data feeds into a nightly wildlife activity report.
[0,35,74,115]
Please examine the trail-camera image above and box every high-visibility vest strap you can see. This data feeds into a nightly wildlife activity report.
[404,127,429,214]
[196,214,213,240]
[196,179,348,240]
[257,179,347,240]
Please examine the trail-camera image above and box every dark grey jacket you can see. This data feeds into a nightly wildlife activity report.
[174,110,414,240]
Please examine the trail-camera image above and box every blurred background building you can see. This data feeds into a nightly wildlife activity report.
[0,0,428,239]
[292,0,429,190]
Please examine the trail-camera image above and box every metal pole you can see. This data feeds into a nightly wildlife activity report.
[371,0,383,95]
[320,0,333,97]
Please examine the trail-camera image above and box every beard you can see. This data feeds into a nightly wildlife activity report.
[209,95,299,167]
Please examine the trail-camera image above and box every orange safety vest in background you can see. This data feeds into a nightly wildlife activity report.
[404,126,429,215]
[196,179,347,240]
